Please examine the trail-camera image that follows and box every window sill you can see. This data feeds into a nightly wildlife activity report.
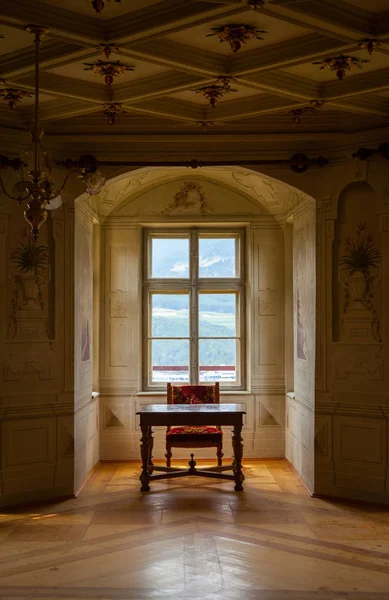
[137,390,252,396]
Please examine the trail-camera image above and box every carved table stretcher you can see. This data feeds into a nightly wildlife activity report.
[136,403,246,492]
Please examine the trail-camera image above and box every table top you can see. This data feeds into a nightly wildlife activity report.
[136,403,246,415]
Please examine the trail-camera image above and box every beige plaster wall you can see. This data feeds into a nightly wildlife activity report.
[285,201,316,493]
[74,201,99,493]
[314,160,389,503]
[1,157,388,506]
[99,177,286,461]
[0,188,75,507]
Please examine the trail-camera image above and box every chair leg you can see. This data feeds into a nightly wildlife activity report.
[217,444,223,467]
[165,444,172,467]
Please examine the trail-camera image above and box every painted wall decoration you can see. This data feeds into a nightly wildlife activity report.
[8,227,51,343]
[296,289,307,360]
[162,181,212,216]
[294,225,308,361]
[340,222,382,343]
[80,230,92,362]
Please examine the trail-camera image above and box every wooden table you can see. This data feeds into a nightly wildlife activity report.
[136,403,246,492]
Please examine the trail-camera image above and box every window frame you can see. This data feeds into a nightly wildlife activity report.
[142,227,246,391]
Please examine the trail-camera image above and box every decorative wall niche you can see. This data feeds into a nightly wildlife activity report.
[7,212,55,345]
[332,182,382,345]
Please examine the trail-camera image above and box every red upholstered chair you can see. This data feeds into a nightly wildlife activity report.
[165,382,223,467]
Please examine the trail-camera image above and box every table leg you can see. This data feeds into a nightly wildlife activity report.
[140,424,151,491]
[148,428,154,474]
[232,424,245,491]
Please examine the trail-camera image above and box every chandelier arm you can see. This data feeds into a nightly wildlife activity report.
[0,174,28,202]
[34,30,41,179]
[57,171,73,194]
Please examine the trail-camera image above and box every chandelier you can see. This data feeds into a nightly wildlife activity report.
[0,26,105,240]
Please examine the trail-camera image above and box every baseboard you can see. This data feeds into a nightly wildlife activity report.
[285,459,314,497]
[313,484,389,506]
[74,460,100,497]
[0,486,74,509]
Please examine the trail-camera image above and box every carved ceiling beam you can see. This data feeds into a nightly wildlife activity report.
[266,0,375,40]
[206,93,303,121]
[105,0,249,44]
[13,73,109,104]
[239,72,318,101]
[21,99,101,123]
[230,34,354,75]
[113,71,212,104]
[374,15,389,36]
[326,96,389,117]
[0,42,91,79]
[0,0,104,44]
[122,97,204,122]
[321,67,389,100]
[0,103,24,126]
[58,154,329,173]
[122,40,225,77]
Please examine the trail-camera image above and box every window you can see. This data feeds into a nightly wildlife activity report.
[143,228,245,390]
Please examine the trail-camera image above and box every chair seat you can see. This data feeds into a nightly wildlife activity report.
[166,425,223,448]
[165,383,223,466]
[167,425,222,436]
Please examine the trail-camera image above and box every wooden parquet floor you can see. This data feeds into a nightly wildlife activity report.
[1,460,389,600]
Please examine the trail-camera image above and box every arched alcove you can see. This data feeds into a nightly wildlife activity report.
[73,166,317,493]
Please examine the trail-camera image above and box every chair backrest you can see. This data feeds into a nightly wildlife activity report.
[167,382,220,405]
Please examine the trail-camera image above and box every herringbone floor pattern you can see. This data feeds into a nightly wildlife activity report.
[1,460,389,600]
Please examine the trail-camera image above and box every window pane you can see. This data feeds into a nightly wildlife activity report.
[199,293,236,337]
[151,237,189,278]
[151,339,189,383]
[152,294,189,337]
[199,237,236,277]
[199,339,237,382]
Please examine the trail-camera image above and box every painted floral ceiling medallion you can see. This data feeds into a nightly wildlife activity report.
[358,38,380,55]
[96,43,120,59]
[83,59,135,85]
[290,100,326,123]
[89,0,121,14]
[313,55,369,80]
[207,24,267,53]
[0,86,32,109]
[194,76,237,108]
[102,103,125,125]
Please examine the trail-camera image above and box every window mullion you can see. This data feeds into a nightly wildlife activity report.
[190,228,199,385]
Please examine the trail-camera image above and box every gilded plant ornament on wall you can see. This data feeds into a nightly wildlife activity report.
[313,55,369,80]
[9,228,51,343]
[162,181,212,216]
[89,0,121,14]
[83,59,134,85]
[194,76,237,108]
[206,24,267,53]
[0,87,32,109]
[290,100,325,123]
[340,222,382,343]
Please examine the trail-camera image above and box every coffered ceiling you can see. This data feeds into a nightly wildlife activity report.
[0,0,389,151]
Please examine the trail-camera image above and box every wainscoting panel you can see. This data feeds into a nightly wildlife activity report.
[99,393,285,461]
